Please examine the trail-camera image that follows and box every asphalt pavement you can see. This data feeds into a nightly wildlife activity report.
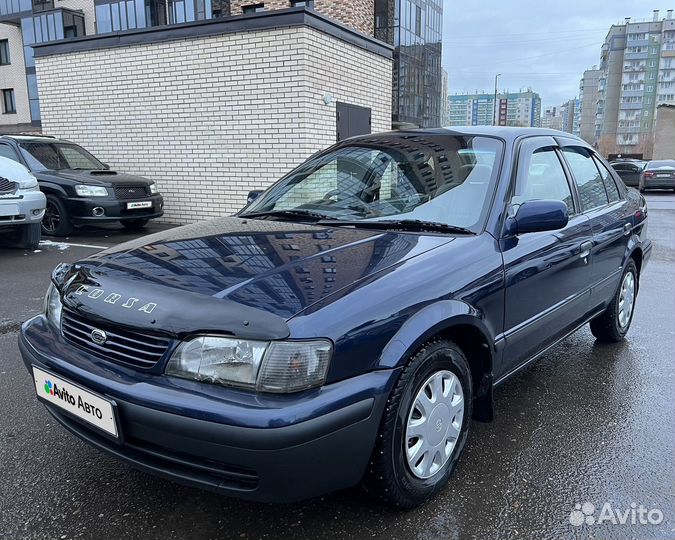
[1,197,674,540]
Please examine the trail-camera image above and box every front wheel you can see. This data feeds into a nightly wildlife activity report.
[121,218,149,231]
[364,339,472,509]
[590,259,638,342]
[42,195,73,237]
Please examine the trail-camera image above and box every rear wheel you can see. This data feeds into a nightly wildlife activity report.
[42,195,73,237]
[18,223,41,250]
[121,218,149,231]
[364,339,472,509]
[589,259,638,342]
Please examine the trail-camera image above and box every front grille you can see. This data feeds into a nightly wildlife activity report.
[61,310,171,369]
[114,185,149,199]
[0,177,18,194]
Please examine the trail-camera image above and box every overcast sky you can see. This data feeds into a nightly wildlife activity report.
[442,0,675,109]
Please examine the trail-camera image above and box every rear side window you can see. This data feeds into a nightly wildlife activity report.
[511,146,574,214]
[0,143,20,163]
[593,156,621,203]
[562,147,609,212]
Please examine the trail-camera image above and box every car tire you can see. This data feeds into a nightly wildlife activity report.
[590,259,638,343]
[121,218,149,231]
[42,195,73,237]
[364,338,472,509]
[19,223,41,250]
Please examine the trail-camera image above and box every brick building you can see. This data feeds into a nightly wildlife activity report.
[33,10,393,222]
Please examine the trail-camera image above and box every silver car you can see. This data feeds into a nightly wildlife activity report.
[0,156,46,249]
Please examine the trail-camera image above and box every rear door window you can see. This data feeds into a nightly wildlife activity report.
[562,147,609,212]
[592,156,621,203]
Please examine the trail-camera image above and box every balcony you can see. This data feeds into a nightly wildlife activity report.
[623,65,646,72]
[624,52,649,60]
[619,102,643,110]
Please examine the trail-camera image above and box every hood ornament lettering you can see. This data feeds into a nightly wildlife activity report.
[73,285,157,314]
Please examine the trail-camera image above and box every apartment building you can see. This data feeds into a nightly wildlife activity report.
[595,10,675,157]
[578,67,602,144]
[0,0,93,132]
[447,90,541,128]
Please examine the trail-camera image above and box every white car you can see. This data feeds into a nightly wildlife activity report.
[0,156,46,249]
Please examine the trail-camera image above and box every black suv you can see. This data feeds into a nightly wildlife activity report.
[0,135,164,236]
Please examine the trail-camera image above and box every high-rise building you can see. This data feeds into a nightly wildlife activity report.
[578,67,602,144]
[595,10,675,157]
[375,0,444,128]
[447,90,541,128]
[440,67,448,125]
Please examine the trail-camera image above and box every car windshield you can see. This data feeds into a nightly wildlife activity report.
[647,160,675,170]
[242,134,504,232]
[19,142,105,171]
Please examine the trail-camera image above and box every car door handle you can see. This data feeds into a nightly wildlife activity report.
[580,241,593,259]
[623,223,632,236]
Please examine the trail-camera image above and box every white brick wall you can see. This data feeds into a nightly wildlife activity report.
[35,25,392,223]
[0,23,31,126]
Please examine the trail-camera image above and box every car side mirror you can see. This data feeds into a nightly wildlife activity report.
[505,200,569,236]
[247,190,263,205]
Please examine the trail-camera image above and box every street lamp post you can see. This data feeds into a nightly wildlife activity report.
[493,73,502,126]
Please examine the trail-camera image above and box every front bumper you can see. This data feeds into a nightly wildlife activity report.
[19,316,394,502]
[66,194,164,225]
[0,191,46,225]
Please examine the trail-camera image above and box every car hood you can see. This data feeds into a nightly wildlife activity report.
[35,169,151,186]
[55,217,452,336]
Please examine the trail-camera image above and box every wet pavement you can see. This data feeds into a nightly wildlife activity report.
[1,196,673,540]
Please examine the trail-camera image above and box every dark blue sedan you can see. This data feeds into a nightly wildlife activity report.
[20,127,651,508]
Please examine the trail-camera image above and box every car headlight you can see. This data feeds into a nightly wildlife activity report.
[75,185,108,197]
[44,283,63,328]
[149,183,159,194]
[166,336,332,393]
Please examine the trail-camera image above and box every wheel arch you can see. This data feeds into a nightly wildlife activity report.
[39,182,69,198]
[377,300,496,422]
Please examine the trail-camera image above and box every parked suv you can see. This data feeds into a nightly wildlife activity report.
[0,135,164,236]
[0,156,45,249]
[20,127,650,508]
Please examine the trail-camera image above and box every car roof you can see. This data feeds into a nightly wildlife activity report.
[344,126,587,145]
[0,134,68,143]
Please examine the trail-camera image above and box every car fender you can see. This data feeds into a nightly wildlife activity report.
[38,181,69,198]
[377,299,494,370]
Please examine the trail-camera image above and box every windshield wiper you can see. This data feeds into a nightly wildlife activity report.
[318,219,475,235]
[241,209,330,222]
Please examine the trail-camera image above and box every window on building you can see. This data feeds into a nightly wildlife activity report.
[242,3,264,13]
[31,0,53,11]
[2,89,16,114]
[290,0,313,7]
[562,147,609,211]
[0,40,9,65]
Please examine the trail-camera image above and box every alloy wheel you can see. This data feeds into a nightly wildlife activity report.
[43,200,61,234]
